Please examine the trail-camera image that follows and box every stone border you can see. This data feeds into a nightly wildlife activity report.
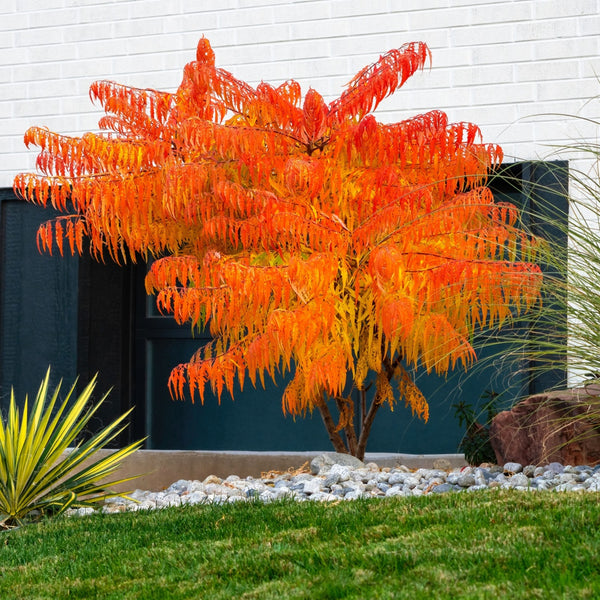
[69,449,467,493]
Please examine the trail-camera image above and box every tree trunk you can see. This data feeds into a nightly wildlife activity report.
[316,355,400,459]
[355,356,399,460]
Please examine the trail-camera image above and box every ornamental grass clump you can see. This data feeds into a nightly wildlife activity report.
[0,369,143,529]
[490,157,600,389]
[470,118,600,458]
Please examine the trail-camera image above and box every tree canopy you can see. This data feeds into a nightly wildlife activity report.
[14,38,542,457]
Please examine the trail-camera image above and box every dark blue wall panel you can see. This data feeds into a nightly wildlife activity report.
[0,190,78,408]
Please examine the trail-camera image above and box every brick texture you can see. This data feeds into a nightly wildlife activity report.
[3,0,600,186]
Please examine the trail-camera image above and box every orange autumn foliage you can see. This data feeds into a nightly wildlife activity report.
[14,38,542,458]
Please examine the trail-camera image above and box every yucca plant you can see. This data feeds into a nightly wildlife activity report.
[0,369,144,529]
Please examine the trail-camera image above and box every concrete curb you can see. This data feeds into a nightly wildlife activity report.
[78,449,467,493]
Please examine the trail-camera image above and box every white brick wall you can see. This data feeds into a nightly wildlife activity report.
[2,0,600,187]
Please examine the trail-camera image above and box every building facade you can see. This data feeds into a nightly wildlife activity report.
[0,0,595,452]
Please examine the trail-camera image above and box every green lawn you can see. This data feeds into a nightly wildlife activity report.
[0,490,598,599]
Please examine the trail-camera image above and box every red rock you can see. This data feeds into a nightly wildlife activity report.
[489,386,600,466]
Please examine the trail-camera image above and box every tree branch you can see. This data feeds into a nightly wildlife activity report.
[335,396,358,456]
[315,396,348,454]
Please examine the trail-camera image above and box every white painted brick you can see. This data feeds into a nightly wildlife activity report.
[451,63,513,87]
[25,79,79,100]
[384,85,475,112]
[469,1,533,25]
[234,56,349,88]
[129,0,181,19]
[111,53,172,78]
[78,3,132,25]
[55,94,93,118]
[534,0,598,19]
[27,42,80,64]
[12,97,64,119]
[112,18,168,41]
[17,0,63,10]
[271,39,331,61]
[399,67,451,90]
[235,23,293,45]
[0,47,22,67]
[388,0,452,11]
[221,62,285,87]
[451,104,519,129]
[28,8,79,29]
[408,7,472,30]
[1,0,17,12]
[75,39,126,60]
[330,30,438,58]
[162,12,219,34]
[537,78,599,102]
[216,43,274,67]
[184,0,238,9]
[579,14,600,35]
[1,152,33,174]
[60,56,115,79]
[237,0,290,7]
[274,1,332,23]
[0,32,15,49]
[217,6,275,28]
[4,0,600,188]
[428,46,472,69]
[0,12,26,32]
[12,62,64,82]
[472,82,537,107]
[63,22,117,43]
[472,40,535,65]
[0,65,10,87]
[289,17,350,40]
[515,60,583,82]
[515,17,580,42]
[0,100,14,121]
[450,22,515,47]
[1,116,36,137]
[123,35,182,57]
[534,36,600,60]
[346,13,411,36]
[15,26,66,47]
[484,123,538,147]
[448,0,529,7]
[581,59,600,78]
[331,0,390,18]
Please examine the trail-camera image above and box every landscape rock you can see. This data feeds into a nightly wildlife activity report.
[431,483,454,494]
[457,473,476,487]
[310,452,365,475]
[65,458,600,519]
[506,473,530,488]
[545,462,565,474]
[503,462,523,474]
[490,387,600,467]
